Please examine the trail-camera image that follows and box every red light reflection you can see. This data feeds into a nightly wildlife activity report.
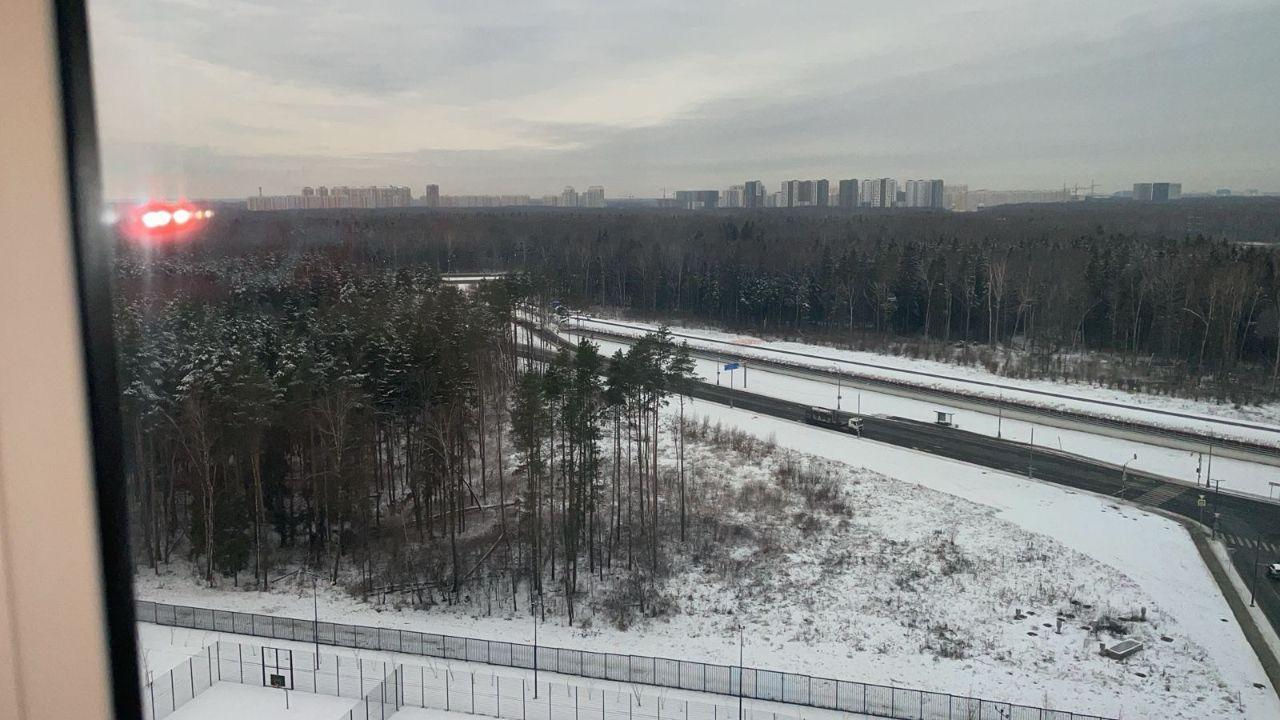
[118,199,212,242]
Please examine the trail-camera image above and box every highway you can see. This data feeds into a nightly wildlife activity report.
[563,317,1280,465]
[518,322,1280,651]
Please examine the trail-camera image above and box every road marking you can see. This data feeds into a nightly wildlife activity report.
[1132,483,1185,508]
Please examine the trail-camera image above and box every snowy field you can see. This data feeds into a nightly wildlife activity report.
[137,628,879,720]
[560,328,1280,501]
[166,683,357,720]
[135,402,1279,720]
[555,314,1280,448]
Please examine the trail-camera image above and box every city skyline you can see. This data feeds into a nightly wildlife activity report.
[89,0,1280,200]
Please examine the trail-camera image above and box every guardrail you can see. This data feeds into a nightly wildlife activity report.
[137,600,1115,720]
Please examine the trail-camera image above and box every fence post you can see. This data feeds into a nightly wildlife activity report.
[446,670,451,710]
[169,667,175,713]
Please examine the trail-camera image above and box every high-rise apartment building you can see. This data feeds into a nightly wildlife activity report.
[781,180,799,207]
[904,179,945,208]
[837,179,858,208]
[860,178,898,208]
[674,190,720,209]
[797,180,815,206]
[1133,182,1181,201]
[723,185,744,208]
[583,185,606,208]
[816,179,830,207]
[423,184,440,208]
[560,186,579,208]
[247,185,412,211]
[743,180,764,208]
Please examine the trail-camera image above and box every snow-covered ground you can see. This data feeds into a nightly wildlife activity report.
[166,683,357,720]
[559,327,1280,501]
[134,402,1279,720]
[556,314,1280,448]
[138,629,876,720]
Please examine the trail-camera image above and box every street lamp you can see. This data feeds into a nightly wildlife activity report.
[1120,454,1138,497]
[270,568,322,669]
[532,593,543,698]
[736,624,745,720]
[831,366,842,410]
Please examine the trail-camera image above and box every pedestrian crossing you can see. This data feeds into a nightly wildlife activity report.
[1131,483,1186,508]
[1223,534,1280,554]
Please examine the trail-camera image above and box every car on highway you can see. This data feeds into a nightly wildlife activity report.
[1267,563,1280,580]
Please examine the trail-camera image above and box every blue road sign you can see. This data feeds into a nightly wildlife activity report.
[723,362,740,371]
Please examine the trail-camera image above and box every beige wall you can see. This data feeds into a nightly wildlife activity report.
[0,1,119,718]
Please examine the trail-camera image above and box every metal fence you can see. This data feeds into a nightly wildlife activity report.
[137,600,1114,720]
[141,646,216,720]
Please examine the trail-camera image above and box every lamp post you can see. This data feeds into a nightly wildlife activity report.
[832,367,842,411]
[737,624,745,720]
[532,593,542,698]
[270,568,322,669]
[1120,454,1138,498]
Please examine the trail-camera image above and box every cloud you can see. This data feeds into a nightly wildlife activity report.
[89,0,1280,198]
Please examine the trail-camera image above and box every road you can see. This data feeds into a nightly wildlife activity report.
[518,324,1280,644]
[562,318,1280,465]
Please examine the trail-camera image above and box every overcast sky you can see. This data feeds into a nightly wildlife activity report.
[88,0,1280,200]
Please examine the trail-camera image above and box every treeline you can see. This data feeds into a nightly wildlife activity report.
[193,200,1280,402]
[116,243,702,624]
[511,331,695,623]
[115,251,521,592]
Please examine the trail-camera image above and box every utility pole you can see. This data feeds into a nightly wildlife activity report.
[1028,427,1035,478]
[532,593,541,698]
[737,625,745,720]
[997,393,1003,439]
[1120,454,1137,497]
[834,368,842,411]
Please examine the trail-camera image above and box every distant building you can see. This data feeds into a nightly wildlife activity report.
[560,186,579,208]
[674,190,720,209]
[816,179,830,207]
[423,184,440,208]
[942,184,967,211]
[796,180,816,206]
[860,178,898,208]
[583,185,606,208]
[247,185,412,211]
[837,179,858,208]
[1216,188,1232,196]
[743,180,764,208]
[1133,182,1181,202]
[723,185,744,208]
[781,180,799,207]
[904,179,945,208]
[961,188,1071,210]
[438,194,531,208]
